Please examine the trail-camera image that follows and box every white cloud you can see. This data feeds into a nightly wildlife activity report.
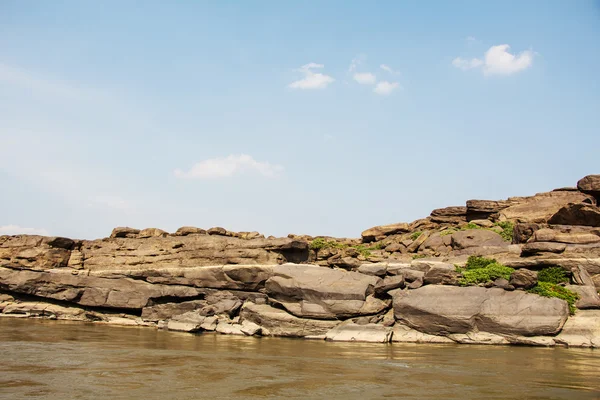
[174,154,284,179]
[353,72,376,85]
[288,63,334,89]
[483,44,534,76]
[466,36,478,43]
[380,64,399,75]
[0,225,49,236]
[452,57,484,70]
[348,55,366,73]
[373,81,400,95]
[453,44,534,76]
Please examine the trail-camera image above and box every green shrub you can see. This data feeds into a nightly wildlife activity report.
[461,222,481,231]
[528,282,579,314]
[457,256,514,286]
[410,231,423,241]
[309,238,348,251]
[537,267,569,284]
[412,254,426,259]
[494,221,514,242]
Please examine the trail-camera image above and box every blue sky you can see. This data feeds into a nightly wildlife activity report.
[1,1,599,239]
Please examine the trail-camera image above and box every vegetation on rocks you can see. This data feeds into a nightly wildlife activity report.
[528,282,579,314]
[309,238,383,258]
[537,267,569,284]
[440,228,457,236]
[458,221,514,242]
[410,231,423,240]
[456,256,514,286]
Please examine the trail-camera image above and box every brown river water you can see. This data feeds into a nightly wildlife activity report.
[1,318,599,400]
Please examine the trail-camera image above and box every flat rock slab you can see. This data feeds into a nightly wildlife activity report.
[325,321,392,343]
[240,302,339,337]
[556,310,600,348]
[265,264,386,319]
[391,324,454,344]
[393,285,569,336]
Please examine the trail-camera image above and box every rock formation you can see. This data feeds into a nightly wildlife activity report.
[2,175,600,348]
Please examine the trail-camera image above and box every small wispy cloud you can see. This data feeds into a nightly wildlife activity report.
[353,72,376,85]
[89,195,130,210]
[0,225,49,236]
[453,44,534,76]
[288,63,335,90]
[373,81,400,95]
[174,154,284,179]
[380,64,399,75]
[452,57,484,70]
[466,36,478,43]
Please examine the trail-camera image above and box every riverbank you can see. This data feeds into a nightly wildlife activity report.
[1,175,599,347]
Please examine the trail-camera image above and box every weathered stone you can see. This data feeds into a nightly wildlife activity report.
[450,230,506,250]
[406,231,429,253]
[46,237,75,250]
[384,243,403,253]
[361,223,410,243]
[521,242,567,256]
[470,219,494,228]
[328,256,362,270]
[110,227,140,239]
[548,204,600,227]
[555,310,600,348]
[402,269,425,282]
[265,264,385,319]
[0,267,200,310]
[240,320,262,336]
[448,331,509,345]
[141,291,242,321]
[374,275,405,295]
[138,228,168,238]
[240,303,338,337]
[216,322,245,335]
[509,269,538,289]
[357,263,387,276]
[207,227,228,236]
[577,175,600,198]
[174,226,207,236]
[565,285,600,309]
[513,223,544,243]
[407,278,423,289]
[499,191,594,223]
[423,265,461,286]
[492,278,513,290]
[325,321,392,343]
[530,228,600,244]
[391,324,454,344]
[571,265,595,287]
[393,286,568,336]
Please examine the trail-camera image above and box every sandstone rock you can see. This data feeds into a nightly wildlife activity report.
[46,237,75,250]
[0,267,201,310]
[174,226,207,236]
[1,301,86,320]
[565,285,600,309]
[513,223,544,243]
[403,269,425,282]
[325,320,392,343]
[470,219,494,228]
[448,331,509,345]
[216,322,245,335]
[577,175,600,198]
[492,278,513,290]
[407,231,429,253]
[357,263,387,276]
[327,256,362,270]
[571,265,595,287]
[207,227,227,236]
[374,275,405,295]
[391,324,454,344]
[110,227,140,239]
[393,285,568,336]
[521,242,567,256]
[384,243,404,252]
[499,191,594,223]
[240,320,262,336]
[555,310,600,348]
[530,228,600,244]
[509,269,538,289]
[423,265,461,285]
[141,291,243,321]
[265,264,385,319]
[450,230,506,250]
[548,204,600,227]
[361,223,410,243]
[240,302,338,337]
[407,278,423,289]
[430,206,467,224]
[466,200,509,220]
[138,228,168,238]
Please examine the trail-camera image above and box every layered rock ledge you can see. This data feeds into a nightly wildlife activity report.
[2,175,600,348]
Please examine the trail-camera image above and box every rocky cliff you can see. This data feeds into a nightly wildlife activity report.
[2,175,600,347]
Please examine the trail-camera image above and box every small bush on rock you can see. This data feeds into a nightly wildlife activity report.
[440,229,456,236]
[410,231,423,240]
[494,221,514,242]
[537,267,569,284]
[528,282,579,314]
[457,256,514,286]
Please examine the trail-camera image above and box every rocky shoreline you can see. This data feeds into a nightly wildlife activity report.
[1,175,600,347]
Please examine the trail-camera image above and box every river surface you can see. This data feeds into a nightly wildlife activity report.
[1,318,599,399]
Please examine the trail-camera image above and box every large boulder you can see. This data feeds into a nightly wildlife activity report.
[361,223,410,243]
[530,228,600,244]
[110,227,140,238]
[577,175,600,200]
[548,204,600,227]
[265,264,388,319]
[466,200,510,220]
[429,206,467,224]
[509,269,538,289]
[499,191,594,223]
[393,285,568,336]
[450,229,506,250]
[0,267,201,310]
[240,302,338,337]
[141,291,243,321]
